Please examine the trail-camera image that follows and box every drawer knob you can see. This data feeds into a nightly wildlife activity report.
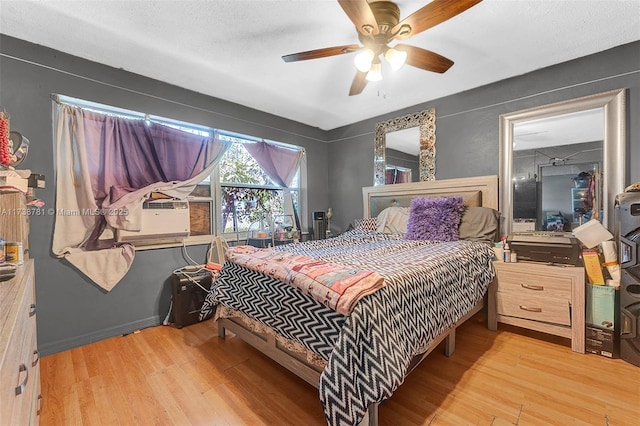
[29,303,36,317]
[32,349,40,367]
[37,394,43,416]
[519,305,542,313]
[521,283,544,291]
[15,363,29,396]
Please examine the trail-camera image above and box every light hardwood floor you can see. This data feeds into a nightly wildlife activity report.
[40,313,640,426]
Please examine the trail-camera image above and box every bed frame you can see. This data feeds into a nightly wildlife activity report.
[217,175,499,426]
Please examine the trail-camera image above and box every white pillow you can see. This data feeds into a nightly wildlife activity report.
[376,206,410,234]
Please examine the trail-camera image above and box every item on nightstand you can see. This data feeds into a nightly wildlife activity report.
[585,284,620,358]
[600,240,620,287]
[492,242,503,261]
[502,238,511,263]
[507,232,582,265]
[313,211,327,240]
[273,214,295,240]
[249,216,272,239]
[573,219,614,249]
[583,250,605,285]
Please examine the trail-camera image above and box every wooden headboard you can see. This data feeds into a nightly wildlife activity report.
[362,175,499,218]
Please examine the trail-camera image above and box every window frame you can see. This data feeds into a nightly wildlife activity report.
[54,95,307,249]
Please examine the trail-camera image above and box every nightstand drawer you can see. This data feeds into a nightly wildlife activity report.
[496,292,571,325]
[495,269,572,299]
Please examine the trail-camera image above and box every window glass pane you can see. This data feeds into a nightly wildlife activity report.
[220,143,275,186]
[290,169,300,189]
[220,187,284,233]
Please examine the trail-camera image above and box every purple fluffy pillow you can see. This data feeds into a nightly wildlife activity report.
[405,196,465,241]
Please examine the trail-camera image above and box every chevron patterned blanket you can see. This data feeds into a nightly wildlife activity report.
[226,245,385,315]
[201,229,495,425]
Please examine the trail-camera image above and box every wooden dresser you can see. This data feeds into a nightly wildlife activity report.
[0,260,39,424]
[488,261,585,353]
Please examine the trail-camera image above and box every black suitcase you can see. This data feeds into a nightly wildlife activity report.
[170,269,213,328]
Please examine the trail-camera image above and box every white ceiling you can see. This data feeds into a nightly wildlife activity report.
[1,0,638,131]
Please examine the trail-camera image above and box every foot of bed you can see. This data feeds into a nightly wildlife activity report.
[487,280,498,331]
[217,320,226,339]
[359,403,379,426]
[444,328,456,357]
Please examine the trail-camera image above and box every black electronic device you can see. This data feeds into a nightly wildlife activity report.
[313,211,327,240]
[615,191,640,367]
[507,231,583,265]
[170,269,213,328]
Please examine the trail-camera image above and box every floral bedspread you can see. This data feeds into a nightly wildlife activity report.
[226,244,384,315]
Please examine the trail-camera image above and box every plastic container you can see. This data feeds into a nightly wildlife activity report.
[5,242,23,265]
[0,239,5,263]
[503,240,511,263]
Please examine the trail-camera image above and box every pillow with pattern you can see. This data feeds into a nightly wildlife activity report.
[405,196,465,241]
[354,217,378,231]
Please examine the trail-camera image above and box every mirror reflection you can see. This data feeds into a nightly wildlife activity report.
[385,127,420,184]
[512,109,603,232]
[374,108,435,186]
[500,89,626,235]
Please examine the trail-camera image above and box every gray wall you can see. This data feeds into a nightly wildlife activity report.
[327,41,640,233]
[0,35,330,354]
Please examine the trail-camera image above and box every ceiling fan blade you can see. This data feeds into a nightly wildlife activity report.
[337,0,379,35]
[349,71,368,96]
[396,44,454,73]
[392,0,483,40]
[282,44,360,62]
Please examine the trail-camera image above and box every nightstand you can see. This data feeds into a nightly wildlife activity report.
[488,261,585,353]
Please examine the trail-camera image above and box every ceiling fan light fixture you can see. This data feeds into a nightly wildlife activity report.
[354,49,375,72]
[366,61,383,82]
[384,47,407,71]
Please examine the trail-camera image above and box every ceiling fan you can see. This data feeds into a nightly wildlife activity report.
[282,0,483,96]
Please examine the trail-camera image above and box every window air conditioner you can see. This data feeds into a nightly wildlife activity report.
[116,200,190,245]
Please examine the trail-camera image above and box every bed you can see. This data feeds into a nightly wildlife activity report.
[200,175,499,426]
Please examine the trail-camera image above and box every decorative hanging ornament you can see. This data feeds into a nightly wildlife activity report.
[0,111,30,168]
[0,111,11,166]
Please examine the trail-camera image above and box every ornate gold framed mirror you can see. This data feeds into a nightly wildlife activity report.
[374,108,436,186]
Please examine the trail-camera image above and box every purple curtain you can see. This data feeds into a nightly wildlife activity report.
[243,141,302,187]
[243,141,303,229]
[80,110,218,207]
[76,109,224,248]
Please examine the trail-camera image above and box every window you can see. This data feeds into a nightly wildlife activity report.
[55,95,305,244]
[192,134,302,238]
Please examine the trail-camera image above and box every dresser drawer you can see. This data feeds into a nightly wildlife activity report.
[496,292,571,326]
[495,268,572,299]
[0,261,37,424]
